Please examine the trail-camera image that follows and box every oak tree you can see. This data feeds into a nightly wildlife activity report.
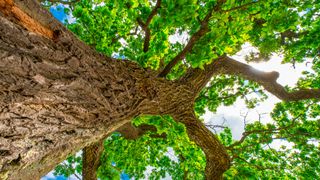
[0,0,319,179]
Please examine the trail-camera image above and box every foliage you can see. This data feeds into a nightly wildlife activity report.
[48,0,320,179]
[223,100,320,179]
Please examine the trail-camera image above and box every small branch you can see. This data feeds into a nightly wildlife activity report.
[234,155,275,171]
[137,0,162,52]
[111,31,138,44]
[227,105,312,150]
[205,124,227,134]
[223,1,260,13]
[74,173,81,180]
[145,0,162,27]
[158,0,228,77]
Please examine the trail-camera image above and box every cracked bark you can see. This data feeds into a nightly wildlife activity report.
[4,0,317,179]
[0,1,230,179]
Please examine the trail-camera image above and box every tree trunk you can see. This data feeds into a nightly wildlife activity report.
[0,0,230,179]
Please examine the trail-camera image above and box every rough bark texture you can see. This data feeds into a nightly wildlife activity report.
[1,0,319,179]
[0,0,230,179]
[82,141,104,180]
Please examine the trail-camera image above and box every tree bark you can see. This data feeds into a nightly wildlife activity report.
[0,1,231,179]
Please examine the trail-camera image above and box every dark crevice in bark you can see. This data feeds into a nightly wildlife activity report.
[82,140,104,180]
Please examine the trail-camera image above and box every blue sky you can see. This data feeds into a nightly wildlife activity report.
[50,5,68,23]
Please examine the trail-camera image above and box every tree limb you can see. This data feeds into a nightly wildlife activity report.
[179,56,225,93]
[82,141,104,180]
[117,122,166,140]
[172,111,230,179]
[181,56,320,101]
[137,0,162,52]
[219,56,320,101]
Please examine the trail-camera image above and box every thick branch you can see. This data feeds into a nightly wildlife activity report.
[219,57,320,101]
[181,56,320,101]
[82,141,104,180]
[117,122,166,140]
[158,11,214,76]
[137,0,161,52]
[172,111,230,179]
[180,56,225,93]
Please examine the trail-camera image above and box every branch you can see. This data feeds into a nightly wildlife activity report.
[137,0,162,52]
[181,56,320,101]
[117,122,166,140]
[158,0,228,77]
[82,140,104,180]
[179,56,225,93]
[219,56,320,101]
[280,30,308,44]
[158,0,261,77]
[227,106,312,150]
[172,111,230,179]
[233,155,275,171]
